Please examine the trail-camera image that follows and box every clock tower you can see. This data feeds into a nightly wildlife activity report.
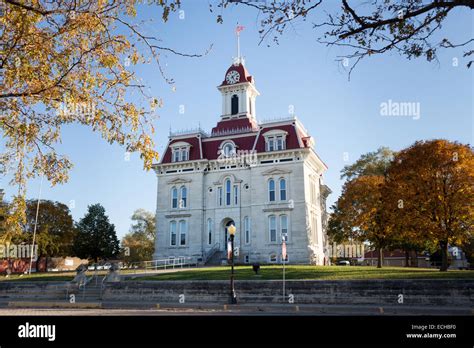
[218,59,260,121]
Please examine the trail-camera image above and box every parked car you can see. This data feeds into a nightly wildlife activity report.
[337,260,350,266]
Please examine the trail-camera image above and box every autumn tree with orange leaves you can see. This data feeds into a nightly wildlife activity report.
[334,175,394,268]
[384,140,474,271]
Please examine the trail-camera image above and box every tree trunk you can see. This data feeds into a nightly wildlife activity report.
[377,248,383,268]
[412,251,419,268]
[404,250,410,267]
[440,241,449,272]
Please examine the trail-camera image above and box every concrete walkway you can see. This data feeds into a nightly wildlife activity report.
[0,303,471,316]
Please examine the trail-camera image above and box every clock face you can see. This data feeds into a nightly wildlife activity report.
[226,70,240,84]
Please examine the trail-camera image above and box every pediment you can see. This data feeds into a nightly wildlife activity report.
[166,177,192,185]
[261,167,292,176]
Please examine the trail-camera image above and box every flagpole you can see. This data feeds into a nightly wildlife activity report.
[28,174,44,275]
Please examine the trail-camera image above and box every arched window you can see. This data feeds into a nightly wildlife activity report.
[179,220,187,246]
[231,94,239,115]
[269,215,277,242]
[249,97,252,115]
[207,219,212,245]
[225,178,232,206]
[180,186,187,208]
[279,179,287,201]
[171,187,178,209]
[222,142,235,157]
[244,216,250,244]
[268,179,275,202]
[169,221,177,246]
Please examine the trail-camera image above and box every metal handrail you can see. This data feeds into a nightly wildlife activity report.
[203,243,220,264]
[126,257,196,274]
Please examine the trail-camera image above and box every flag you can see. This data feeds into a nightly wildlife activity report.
[282,240,287,262]
[227,240,233,260]
[235,25,245,35]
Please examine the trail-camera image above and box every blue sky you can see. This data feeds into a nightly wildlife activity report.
[1,1,472,238]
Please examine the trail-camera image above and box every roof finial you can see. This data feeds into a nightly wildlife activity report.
[235,23,245,65]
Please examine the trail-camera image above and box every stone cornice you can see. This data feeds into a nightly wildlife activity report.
[165,213,192,218]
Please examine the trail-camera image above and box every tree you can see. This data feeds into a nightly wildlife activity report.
[121,209,156,262]
[23,200,77,256]
[73,204,120,262]
[334,175,393,268]
[0,0,208,230]
[341,146,396,180]
[384,139,474,271]
[221,0,474,75]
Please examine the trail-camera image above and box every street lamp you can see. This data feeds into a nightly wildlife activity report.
[228,223,237,304]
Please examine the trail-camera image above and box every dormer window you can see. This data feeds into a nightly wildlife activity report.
[264,130,287,152]
[171,141,191,162]
[219,141,236,158]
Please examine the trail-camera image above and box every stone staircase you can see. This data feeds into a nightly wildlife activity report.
[205,250,228,266]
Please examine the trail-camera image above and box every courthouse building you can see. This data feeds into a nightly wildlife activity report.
[153,56,331,265]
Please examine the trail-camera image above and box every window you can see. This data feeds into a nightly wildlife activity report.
[231,94,239,115]
[207,219,212,245]
[280,215,288,241]
[181,149,188,161]
[267,138,274,152]
[233,185,238,205]
[245,255,250,264]
[170,221,177,246]
[173,151,180,162]
[171,187,178,209]
[276,136,285,150]
[217,187,223,206]
[180,186,187,208]
[244,216,250,244]
[222,142,235,157]
[179,220,187,246]
[172,146,190,162]
[269,215,277,242]
[225,179,231,206]
[268,179,275,202]
[264,130,287,152]
[249,97,252,115]
[279,179,287,201]
[269,254,277,263]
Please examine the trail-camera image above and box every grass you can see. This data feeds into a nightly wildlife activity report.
[1,265,473,282]
[136,265,474,281]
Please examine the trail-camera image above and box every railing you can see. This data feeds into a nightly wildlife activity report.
[203,243,220,264]
[259,116,297,124]
[126,257,196,274]
[211,126,256,137]
[169,128,209,137]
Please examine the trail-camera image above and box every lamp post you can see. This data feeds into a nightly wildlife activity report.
[228,224,237,304]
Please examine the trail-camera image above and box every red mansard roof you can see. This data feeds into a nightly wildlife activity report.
[160,120,311,164]
[254,124,302,153]
[161,136,202,163]
[211,117,258,135]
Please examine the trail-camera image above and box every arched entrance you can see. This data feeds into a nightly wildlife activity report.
[221,218,235,251]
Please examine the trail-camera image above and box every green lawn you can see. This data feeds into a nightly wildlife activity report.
[1,265,473,282]
[137,265,474,281]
